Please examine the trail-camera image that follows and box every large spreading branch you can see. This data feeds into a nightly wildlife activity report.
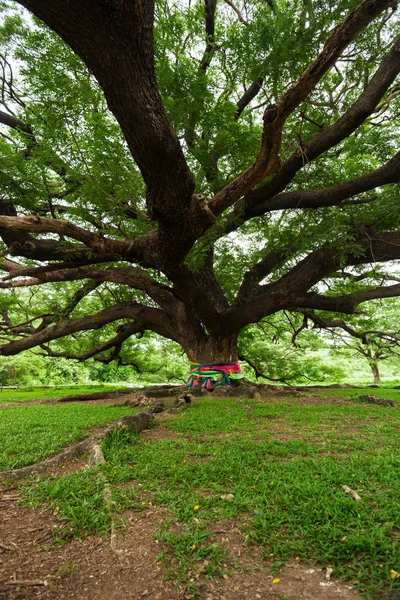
[12,0,396,253]
[251,150,400,215]
[38,320,144,363]
[0,265,176,311]
[221,36,400,231]
[0,302,178,356]
[296,310,400,344]
[0,0,398,362]
[14,0,200,235]
[235,247,295,305]
[224,231,400,330]
[0,212,164,266]
[207,0,396,218]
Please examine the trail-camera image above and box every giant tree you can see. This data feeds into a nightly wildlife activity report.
[0,0,400,388]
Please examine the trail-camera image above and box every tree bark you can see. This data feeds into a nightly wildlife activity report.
[370,362,381,385]
[1,0,400,371]
[183,334,239,364]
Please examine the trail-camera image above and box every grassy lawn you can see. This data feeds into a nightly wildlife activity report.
[0,403,137,470]
[0,385,123,404]
[3,389,400,598]
[0,384,124,404]
[313,386,400,403]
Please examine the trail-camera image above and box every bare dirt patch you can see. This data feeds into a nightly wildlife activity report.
[0,499,177,600]
[0,499,362,600]
[205,522,360,600]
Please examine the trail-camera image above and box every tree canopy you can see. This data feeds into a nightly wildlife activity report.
[0,0,399,373]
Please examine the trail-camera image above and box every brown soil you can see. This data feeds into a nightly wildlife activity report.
[0,392,365,600]
[0,497,361,600]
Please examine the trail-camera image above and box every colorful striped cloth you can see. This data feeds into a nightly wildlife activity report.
[187,362,243,390]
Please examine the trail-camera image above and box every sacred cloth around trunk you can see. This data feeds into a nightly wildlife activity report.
[187,362,243,390]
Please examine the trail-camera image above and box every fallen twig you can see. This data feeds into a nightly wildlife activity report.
[342,485,362,501]
[6,580,48,586]
[0,494,20,501]
[0,543,12,551]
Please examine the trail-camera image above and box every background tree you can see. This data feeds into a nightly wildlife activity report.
[0,0,400,386]
[294,298,400,383]
[238,313,345,384]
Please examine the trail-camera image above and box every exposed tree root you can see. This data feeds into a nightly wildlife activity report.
[87,442,123,556]
[195,379,293,398]
[56,388,132,403]
[141,384,186,398]
[56,384,185,403]
[1,436,102,481]
[355,394,396,407]
[0,410,156,561]
[0,412,153,482]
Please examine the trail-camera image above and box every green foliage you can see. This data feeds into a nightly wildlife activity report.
[239,316,346,383]
[0,9,150,237]
[0,353,46,385]
[0,0,399,380]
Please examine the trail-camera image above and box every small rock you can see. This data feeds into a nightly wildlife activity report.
[220,494,235,501]
[355,395,395,407]
[117,412,151,433]
[174,398,186,408]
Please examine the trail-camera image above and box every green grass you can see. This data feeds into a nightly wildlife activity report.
[0,403,137,470]
[0,384,124,404]
[23,466,140,541]
[156,522,228,596]
[18,394,400,598]
[313,386,400,403]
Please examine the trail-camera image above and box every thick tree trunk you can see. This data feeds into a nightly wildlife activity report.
[183,335,239,364]
[183,334,242,390]
[370,362,381,385]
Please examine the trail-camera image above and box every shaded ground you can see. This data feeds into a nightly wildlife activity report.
[1,389,392,599]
